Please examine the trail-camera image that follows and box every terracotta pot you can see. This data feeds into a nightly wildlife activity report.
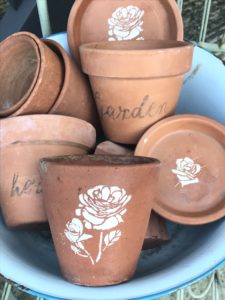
[39,155,159,286]
[80,40,193,144]
[94,141,133,155]
[0,32,63,117]
[68,0,183,63]
[0,115,96,228]
[43,39,99,128]
[142,212,169,251]
[135,114,225,225]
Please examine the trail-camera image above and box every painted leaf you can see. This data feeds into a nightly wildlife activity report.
[79,233,93,242]
[104,230,122,247]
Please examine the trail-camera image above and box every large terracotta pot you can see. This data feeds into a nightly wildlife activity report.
[0,115,96,228]
[80,40,193,144]
[43,39,99,128]
[0,32,63,117]
[39,155,159,286]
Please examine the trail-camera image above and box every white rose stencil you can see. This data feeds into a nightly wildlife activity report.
[76,185,131,230]
[172,157,202,187]
[108,6,145,41]
[65,185,132,264]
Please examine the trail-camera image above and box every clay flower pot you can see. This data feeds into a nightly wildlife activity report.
[43,39,99,128]
[135,114,225,225]
[39,155,159,286]
[94,141,133,155]
[0,115,96,228]
[80,40,193,144]
[0,32,63,117]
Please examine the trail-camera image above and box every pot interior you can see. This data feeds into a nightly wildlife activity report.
[40,155,159,167]
[82,40,189,52]
[0,36,40,112]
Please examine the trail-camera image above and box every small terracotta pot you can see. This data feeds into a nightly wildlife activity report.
[80,40,193,144]
[94,141,133,156]
[135,114,225,225]
[0,32,63,117]
[0,115,96,228]
[39,155,159,286]
[43,39,99,127]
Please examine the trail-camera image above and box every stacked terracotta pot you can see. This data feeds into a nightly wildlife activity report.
[1,0,225,288]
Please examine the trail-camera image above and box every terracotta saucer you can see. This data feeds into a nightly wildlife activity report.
[67,0,183,62]
[135,114,225,225]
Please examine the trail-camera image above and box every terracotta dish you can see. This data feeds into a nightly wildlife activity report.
[39,155,159,286]
[0,115,96,228]
[80,40,193,144]
[67,0,183,62]
[0,32,63,117]
[135,114,225,225]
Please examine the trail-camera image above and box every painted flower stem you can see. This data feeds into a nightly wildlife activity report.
[83,248,95,265]
[96,232,104,263]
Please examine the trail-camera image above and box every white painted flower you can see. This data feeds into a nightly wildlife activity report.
[108,6,144,41]
[64,218,92,243]
[76,185,132,230]
[172,157,202,187]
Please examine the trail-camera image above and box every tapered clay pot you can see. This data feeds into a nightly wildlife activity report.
[43,39,99,128]
[94,141,133,155]
[0,115,96,228]
[0,32,63,117]
[135,114,225,225]
[39,155,159,286]
[80,40,193,144]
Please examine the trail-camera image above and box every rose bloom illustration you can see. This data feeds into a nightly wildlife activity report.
[172,157,202,187]
[108,6,145,41]
[76,185,132,230]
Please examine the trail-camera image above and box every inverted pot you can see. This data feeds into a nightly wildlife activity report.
[135,114,225,225]
[0,32,63,117]
[80,40,193,144]
[39,155,159,286]
[43,39,99,128]
[0,115,96,228]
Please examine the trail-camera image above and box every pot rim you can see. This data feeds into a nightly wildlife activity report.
[80,40,194,78]
[0,115,96,149]
[0,32,41,116]
[43,39,68,112]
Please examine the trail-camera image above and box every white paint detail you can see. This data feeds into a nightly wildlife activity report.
[64,185,132,264]
[108,6,145,41]
[172,157,202,188]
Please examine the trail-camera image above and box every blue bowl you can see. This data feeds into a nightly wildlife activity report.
[0,33,225,300]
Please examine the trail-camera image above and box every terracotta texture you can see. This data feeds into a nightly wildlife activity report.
[39,155,159,286]
[135,114,225,225]
[43,39,99,127]
[0,115,96,228]
[80,40,193,144]
[94,141,133,156]
[0,32,63,117]
[68,0,183,62]
[142,212,169,251]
